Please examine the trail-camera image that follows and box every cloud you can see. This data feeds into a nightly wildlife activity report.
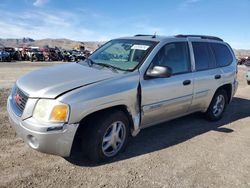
[179,0,202,10]
[0,9,114,41]
[186,0,201,3]
[0,7,181,43]
[134,23,164,34]
[33,0,49,7]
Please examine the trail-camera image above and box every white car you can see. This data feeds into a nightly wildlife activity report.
[246,69,250,85]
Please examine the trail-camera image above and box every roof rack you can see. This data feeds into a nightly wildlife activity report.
[134,34,153,37]
[134,34,156,38]
[175,34,223,42]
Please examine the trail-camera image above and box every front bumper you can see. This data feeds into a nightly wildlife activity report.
[7,96,79,157]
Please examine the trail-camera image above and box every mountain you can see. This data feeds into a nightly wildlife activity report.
[0,38,35,47]
[0,38,102,52]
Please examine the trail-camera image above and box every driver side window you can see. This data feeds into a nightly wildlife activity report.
[151,42,191,75]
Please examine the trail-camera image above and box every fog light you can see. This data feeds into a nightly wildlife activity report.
[27,135,39,149]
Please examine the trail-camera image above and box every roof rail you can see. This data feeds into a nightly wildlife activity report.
[134,34,153,37]
[134,34,156,38]
[175,34,223,42]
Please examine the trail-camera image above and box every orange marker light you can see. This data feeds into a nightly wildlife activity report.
[50,105,68,122]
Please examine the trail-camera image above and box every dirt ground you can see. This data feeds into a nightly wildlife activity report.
[0,62,250,188]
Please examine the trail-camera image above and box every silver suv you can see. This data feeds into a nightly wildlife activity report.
[7,35,238,162]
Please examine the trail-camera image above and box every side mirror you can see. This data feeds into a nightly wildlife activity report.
[146,65,173,78]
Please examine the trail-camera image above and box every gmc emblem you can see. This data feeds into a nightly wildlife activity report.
[14,93,22,105]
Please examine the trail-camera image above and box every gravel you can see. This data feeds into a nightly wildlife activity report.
[0,62,250,188]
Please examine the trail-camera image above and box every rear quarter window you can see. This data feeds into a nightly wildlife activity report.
[210,43,233,67]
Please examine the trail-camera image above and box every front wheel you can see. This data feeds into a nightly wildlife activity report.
[205,90,228,121]
[82,110,130,162]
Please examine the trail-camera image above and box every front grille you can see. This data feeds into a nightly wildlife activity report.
[12,86,28,114]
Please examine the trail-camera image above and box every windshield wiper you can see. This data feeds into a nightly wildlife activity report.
[85,58,125,72]
[85,58,95,67]
[93,62,120,72]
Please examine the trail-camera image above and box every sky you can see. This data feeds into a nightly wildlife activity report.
[0,0,250,49]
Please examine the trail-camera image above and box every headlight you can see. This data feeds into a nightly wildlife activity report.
[33,99,69,123]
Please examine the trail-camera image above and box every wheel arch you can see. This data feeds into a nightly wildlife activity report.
[72,105,135,147]
[80,105,134,131]
[215,83,232,104]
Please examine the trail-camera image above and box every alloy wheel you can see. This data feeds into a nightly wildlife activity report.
[212,94,225,117]
[102,121,126,157]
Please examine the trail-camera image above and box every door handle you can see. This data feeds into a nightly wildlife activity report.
[183,80,191,86]
[215,75,221,79]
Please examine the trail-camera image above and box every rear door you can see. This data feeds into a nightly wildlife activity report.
[210,42,235,88]
[189,40,222,112]
[140,41,194,127]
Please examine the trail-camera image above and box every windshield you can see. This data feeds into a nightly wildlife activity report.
[88,39,156,71]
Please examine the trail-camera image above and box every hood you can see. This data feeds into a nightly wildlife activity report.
[16,63,118,98]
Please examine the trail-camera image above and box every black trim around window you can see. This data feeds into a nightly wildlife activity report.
[88,39,159,72]
[144,41,192,79]
[192,41,217,72]
[192,41,234,72]
[133,41,159,71]
[210,42,233,68]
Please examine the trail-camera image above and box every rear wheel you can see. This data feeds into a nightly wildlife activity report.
[82,110,129,162]
[205,89,228,121]
[247,81,250,85]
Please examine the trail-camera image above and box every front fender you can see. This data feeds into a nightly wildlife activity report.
[58,71,141,135]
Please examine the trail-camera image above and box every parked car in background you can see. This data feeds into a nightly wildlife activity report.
[238,58,246,65]
[0,46,92,62]
[61,50,86,62]
[28,48,45,62]
[41,47,63,61]
[70,50,86,62]
[244,58,250,67]
[0,49,10,61]
[246,69,250,85]
[2,47,16,61]
[49,48,62,61]
[7,34,238,162]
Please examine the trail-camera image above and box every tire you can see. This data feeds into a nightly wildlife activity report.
[247,81,250,85]
[82,110,130,162]
[205,89,228,121]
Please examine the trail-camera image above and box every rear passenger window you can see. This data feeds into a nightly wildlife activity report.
[210,43,233,67]
[192,42,215,71]
[151,42,191,74]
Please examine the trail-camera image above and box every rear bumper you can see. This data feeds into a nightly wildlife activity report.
[246,73,250,81]
[233,80,238,97]
[7,96,79,157]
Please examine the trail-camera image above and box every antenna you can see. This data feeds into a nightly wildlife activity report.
[152,32,157,38]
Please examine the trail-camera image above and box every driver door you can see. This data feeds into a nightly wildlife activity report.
[140,42,194,128]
